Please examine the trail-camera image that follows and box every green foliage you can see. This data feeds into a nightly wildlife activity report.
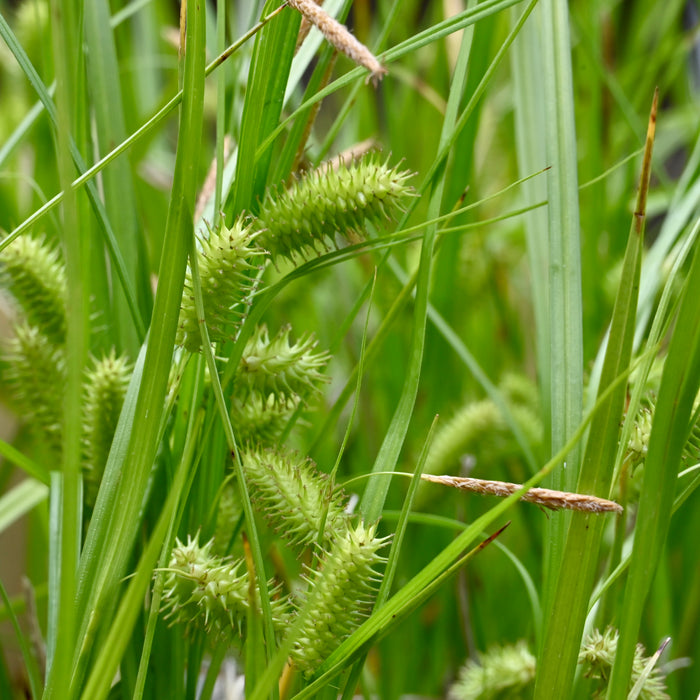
[0,0,698,698]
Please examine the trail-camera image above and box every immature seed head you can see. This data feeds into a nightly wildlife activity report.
[239,446,349,548]
[579,627,669,700]
[290,521,389,674]
[449,641,536,700]
[235,324,331,404]
[83,351,132,504]
[255,153,414,264]
[177,218,265,353]
[230,391,301,446]
[160,535,289,642]
[0,235,67,346]
[3,323,65,456]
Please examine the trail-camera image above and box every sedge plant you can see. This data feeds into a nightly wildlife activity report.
[0,1,699,699]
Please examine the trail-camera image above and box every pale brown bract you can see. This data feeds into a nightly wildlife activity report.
[421,474,623,513]
[288,0,388,84]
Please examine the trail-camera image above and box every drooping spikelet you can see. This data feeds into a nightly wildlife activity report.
[579,627,669,700]
[235,324,331,404]
[255,153,414,263]
[448,640,536,700]
[161,535,289,641]
[177,218,265,353]
[288,0,387,83]
[83,351,132,504]
[0,235,67,345]
[3,324,65,456]
[290,522,388,674]
[239,446,348,548]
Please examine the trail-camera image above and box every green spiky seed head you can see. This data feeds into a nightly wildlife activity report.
[0,235,67,346]
[2,323,65,456]
[161,535,289,642]
[239,446,349,548]
[235,324,331,404]
[83,351,132,504]
[230,391,301,445]
[177,218,265,352]
[255,153,414,263]
[579,628,669,700]
[291,522,388,674]
[448,641,536,700]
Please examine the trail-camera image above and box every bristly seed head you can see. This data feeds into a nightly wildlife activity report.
[83,351,132,505]
[3,323,65,457]
[177,217,266,353]
[239,445,349,548]
[0,235,67,346]
[255,153,414,264]
[160,534,289,643]
[290,521,389,674]
[235,324,331,404]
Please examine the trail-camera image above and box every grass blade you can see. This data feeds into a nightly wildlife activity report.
[534,89,658,699]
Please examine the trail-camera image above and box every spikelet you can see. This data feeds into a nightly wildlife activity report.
[448,641,536,700]
[579,628,669,700]
[0,235,67,346]
[235,324,331,404]
[83,351,132,504]
[239,446,348,548]
[177,218,265,352]
[3,323,65,456]
[287,0,387,84]
[255,153,414,264]
[160,535,289,642]
[290,522,388,674]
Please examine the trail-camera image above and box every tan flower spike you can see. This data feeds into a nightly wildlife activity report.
[288,0,387,84]
[422,474,623,513]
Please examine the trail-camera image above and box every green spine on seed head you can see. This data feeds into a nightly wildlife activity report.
[177,217,265,353]
[160,535,289,641]
[578,628,669,700]
[0,235,67,346]
[235,324,331,404]
[83,351,132,504]
[448,641,536,700]
[255,153,414,263]
[240,446,349,548]
[3,323,65,457]
[291,521,389,674]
